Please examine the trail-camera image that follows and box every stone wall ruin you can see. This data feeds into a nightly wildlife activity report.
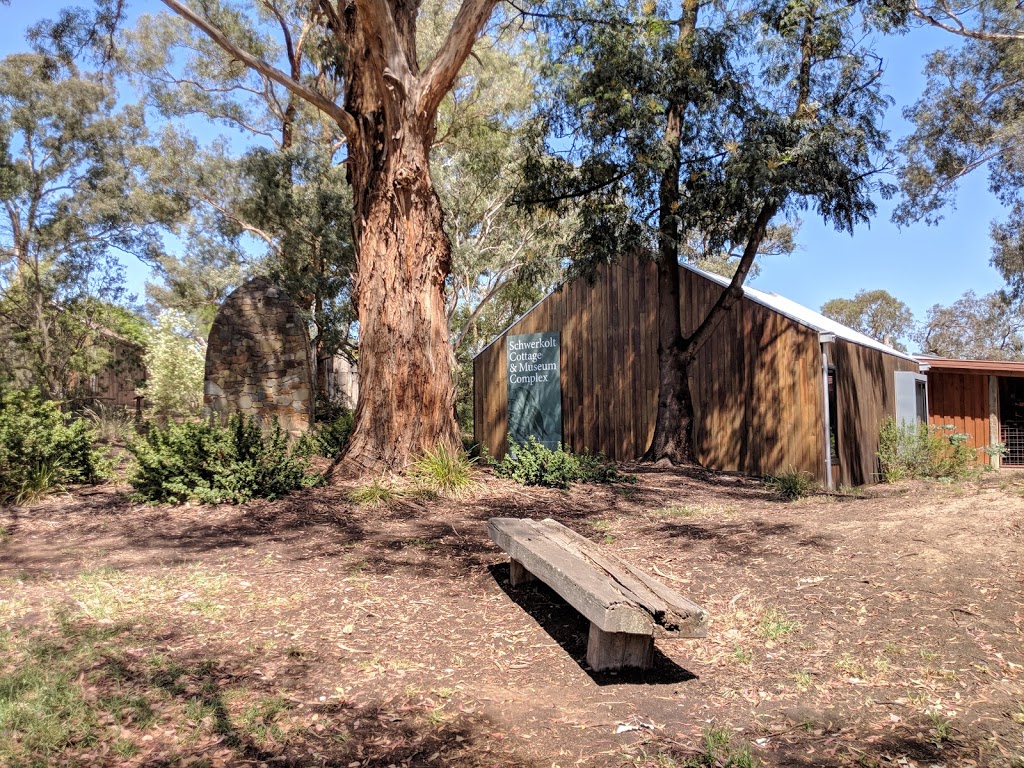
[204,277,314,437]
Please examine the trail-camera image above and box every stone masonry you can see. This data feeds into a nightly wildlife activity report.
[204,277,314,437]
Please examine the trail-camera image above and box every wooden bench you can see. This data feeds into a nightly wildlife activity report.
[488,517,708,671]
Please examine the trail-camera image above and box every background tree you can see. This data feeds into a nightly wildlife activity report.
[686,223,798,280]
[427,7,571,433]
[820,289,914,351]
[0,52,174,400]
[526,0,893,464]
[895,2,1024,295]
[138,309,206,419]
[916,289,1024,359]
[124,9,357,395]
[135,1,562,438]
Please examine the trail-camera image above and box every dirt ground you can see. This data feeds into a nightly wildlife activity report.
[1,467,1023,767]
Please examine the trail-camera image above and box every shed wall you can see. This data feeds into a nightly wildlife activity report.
[680,267,826,481]
[474,260,659,464]
[926,370,991,454]
[473,261,913,485]
[830,339,920,486]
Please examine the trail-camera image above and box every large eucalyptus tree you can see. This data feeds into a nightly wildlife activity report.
[159,0,499,471]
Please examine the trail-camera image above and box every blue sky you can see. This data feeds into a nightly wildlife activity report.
[0,1,1009,329]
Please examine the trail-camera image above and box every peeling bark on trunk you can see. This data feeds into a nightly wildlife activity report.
[343,128,459,470]
[336,0,466,471]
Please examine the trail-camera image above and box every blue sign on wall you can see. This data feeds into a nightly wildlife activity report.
[507,332,561,450]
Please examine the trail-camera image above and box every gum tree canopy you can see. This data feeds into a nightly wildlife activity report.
[160,0,498,472]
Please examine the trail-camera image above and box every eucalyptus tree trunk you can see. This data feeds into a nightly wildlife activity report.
[161,0,496,472]
[342,100,459,470]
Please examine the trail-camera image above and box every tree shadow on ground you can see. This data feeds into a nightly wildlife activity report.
[641,518,836,555]
[2,614,525,768]
[488,563,699,686]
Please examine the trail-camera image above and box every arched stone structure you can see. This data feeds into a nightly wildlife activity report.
[204,277,314,437]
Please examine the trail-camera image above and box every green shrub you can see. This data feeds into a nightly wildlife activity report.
[877,417,978,483]
[127,413,321,504]
[313,407,355,457]
[408,444,479,498]
[764,466,817,500]
[576,450,638,485]
[0,388,108,504]
[492,438,634,489]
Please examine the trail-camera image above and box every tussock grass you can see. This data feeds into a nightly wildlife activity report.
[755,607,801,641]
[764,467,817,500]
[346,477,403,507]
[408,444,479,499]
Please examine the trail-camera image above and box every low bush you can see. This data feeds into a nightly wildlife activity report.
[492,437,635,489]
[0,388,108,504]
[408,444,479,498]
[127,413,321,504]
[312,407,355,458]
[877,417,977,483]
[764,466,817,500]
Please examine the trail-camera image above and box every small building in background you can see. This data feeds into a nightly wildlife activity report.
[474,260,925,487]
[70,330,146,413]
[326,355,359,411]
[918,357,1024,469]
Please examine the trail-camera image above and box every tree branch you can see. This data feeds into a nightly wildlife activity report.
[159,0,358,138]
[417,0,499,122]
[912,1,1024,41]
[682,201,777,366]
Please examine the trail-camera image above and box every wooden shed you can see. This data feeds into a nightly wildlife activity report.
[474,260,924,487]
[918,357,1024,468]
[69,330,146,411]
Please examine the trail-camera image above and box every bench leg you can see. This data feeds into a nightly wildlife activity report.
[586,623,654,671]
[509,558,536,587]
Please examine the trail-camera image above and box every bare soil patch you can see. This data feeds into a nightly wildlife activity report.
[1,468,1022,767]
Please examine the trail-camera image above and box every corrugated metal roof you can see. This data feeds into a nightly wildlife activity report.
[684,264,919,363]
[916,356,1024,376]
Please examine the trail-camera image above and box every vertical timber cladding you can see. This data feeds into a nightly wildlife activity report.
[507,333,562,449]
[472,261,660,461]
[830,339,920,486]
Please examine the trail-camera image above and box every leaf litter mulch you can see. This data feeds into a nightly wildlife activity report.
[1,467,1022,767]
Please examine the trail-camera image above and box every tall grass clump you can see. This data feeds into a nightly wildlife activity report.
[877,417,977,482]
[346,477,401,508]
[764,466,817,500]
[0,388,108,504]
[81,403,136,445]
[127,413,321,504]
[493,437,636,489]
[408,444,478,498]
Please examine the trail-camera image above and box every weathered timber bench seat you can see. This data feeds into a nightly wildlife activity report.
[488,517,708,671]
